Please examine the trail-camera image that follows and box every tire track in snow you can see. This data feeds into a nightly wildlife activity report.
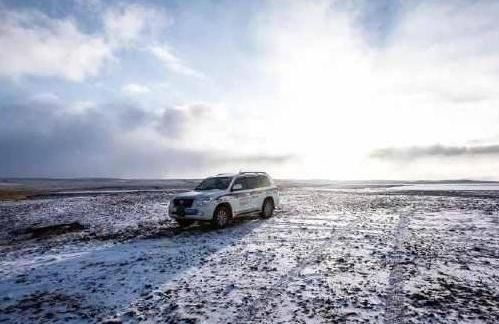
[384,209,411,324]
[238,215,346,322]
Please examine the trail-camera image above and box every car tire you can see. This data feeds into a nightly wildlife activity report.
[212,205,231,228]
[176,219,194,227]
[261,198,274,218]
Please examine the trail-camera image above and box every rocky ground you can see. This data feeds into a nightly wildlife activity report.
[0,181,498,323]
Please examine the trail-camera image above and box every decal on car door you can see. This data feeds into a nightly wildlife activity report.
[238,192,251,211]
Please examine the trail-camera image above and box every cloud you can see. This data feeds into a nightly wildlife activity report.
[0,10,112,81]
[374,1,499,102]
[0,98,291,178]
[156,104,213,138]
[149,45,206,79]
[104,4,169,46]
[0,4,168,82]
[122,83,151,95]
[28,92,62,104]
[231,0,499,179]
[370,144,499,160]
[0,99,195,177]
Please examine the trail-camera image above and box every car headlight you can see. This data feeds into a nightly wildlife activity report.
[195,197,212,207]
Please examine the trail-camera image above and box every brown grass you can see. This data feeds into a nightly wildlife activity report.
[0,189,37,201]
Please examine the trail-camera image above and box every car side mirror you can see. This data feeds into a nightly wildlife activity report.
[232,183,243,191]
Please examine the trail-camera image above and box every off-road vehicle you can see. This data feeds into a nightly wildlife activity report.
[169,172,279,228]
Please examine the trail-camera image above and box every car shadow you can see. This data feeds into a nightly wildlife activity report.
[0,215,266,322]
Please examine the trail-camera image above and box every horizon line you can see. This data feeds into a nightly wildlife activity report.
[1,177,499,183]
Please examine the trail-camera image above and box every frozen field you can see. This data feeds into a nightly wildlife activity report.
[0,180,498,323]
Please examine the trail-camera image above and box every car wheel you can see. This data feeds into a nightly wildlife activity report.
[212,205,231,228]
[261,198,274,218]
[176,219,194,227]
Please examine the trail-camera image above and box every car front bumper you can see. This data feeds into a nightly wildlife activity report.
[169,204,214,221]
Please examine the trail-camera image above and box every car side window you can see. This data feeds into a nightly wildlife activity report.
[257,175,271,187]
[232,177,247,191]
[246,176,260,190]
[233,175,269,191]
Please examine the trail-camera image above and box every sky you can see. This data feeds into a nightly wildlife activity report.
[1,0,499,180]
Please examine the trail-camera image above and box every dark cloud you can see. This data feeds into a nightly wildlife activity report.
[0,99,290,177]
[355,0,401,46]
[157,108,188,137]
[370,144,499,160]
[156,104,212,138]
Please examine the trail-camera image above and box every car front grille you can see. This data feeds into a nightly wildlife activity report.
[173,198,194,208]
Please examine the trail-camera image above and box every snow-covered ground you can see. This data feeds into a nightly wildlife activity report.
[0,181,498,323]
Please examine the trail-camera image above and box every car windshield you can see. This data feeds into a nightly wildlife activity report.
[195,177,232,191]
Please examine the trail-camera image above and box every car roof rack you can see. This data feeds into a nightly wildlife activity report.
[213,171,268,177]
[238,171,268,175]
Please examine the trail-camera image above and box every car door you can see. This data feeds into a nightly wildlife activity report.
[231,176,252,214]
[248,175,265,211]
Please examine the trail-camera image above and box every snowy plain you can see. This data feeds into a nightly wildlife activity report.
[0,179,498,323]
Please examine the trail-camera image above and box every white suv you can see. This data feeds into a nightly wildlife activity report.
[169,172,279,228]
